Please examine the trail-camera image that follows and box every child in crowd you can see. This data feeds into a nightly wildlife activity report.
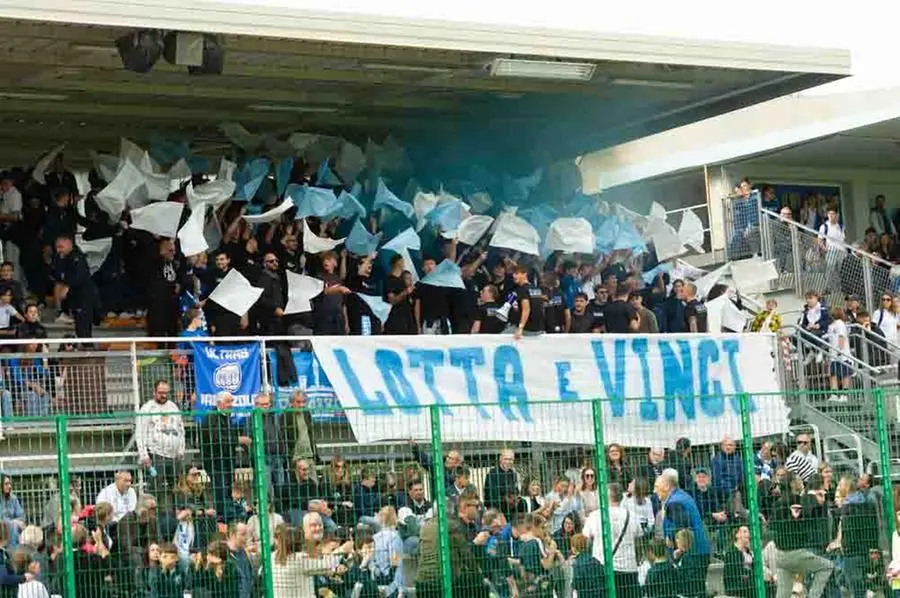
[571,533,603,598]
[826,307,853,402]
[643,539,676,598]
[149,543,187,598]
[672,529,705,598]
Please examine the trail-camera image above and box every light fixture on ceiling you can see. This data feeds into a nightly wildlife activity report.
[361,63,454,74]
[489,58,596,81]
[610,78,694,90]
[248,104,339,113]
[71,44,118,55]
[0,92,68,101]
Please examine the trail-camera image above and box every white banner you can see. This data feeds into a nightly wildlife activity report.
[310,334,787,446]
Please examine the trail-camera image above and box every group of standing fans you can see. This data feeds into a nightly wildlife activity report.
[0,153,727,348]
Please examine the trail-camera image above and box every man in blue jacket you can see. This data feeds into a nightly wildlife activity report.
[654,469,711,576]
[711,436,744,503]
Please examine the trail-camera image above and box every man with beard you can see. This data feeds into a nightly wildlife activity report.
[135,380,185,510]
[253,252,285,335]
[198,393,251,516]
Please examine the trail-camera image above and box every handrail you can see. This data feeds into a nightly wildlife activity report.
[781,324,882,377]
[847,322,900,355]
[760,208,893,269]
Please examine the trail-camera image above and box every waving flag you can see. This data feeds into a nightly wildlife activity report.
[373,179,414,219]
[275,157,294,196]
[346,220,382,256]
[291,185,335,219]
[545,217,594,254]
[420,259,465,289]
[233,158,270,201]
[490,212,541,256]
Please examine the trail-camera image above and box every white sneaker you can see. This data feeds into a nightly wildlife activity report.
[119,312,134,319]
[828,394,848,403]
[54,313,74,325]
[105,311,117,319]
[135,309,146,317]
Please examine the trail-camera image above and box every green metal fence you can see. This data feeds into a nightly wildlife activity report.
[0,390,895,598]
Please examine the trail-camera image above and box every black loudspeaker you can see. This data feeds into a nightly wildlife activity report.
[188,35,225,76]
[115,30,164,74]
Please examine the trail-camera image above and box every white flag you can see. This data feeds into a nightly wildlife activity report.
[730,258,778,291]
[187,180,235,209]
[445,215,494,245]
[302,219,345,253]
[130,202,184,239]
[490,212,541,256]
[76,236,112,275]
[545,217,594,254]
[32,144,66,185]
[96,159,144,217]
[678,209,706,253]
[208,269,263,317]
[284,271,325,314]
[243,198,294,224]
[178,204,209,257]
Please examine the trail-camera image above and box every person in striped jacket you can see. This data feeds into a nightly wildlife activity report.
[784,434,819,482]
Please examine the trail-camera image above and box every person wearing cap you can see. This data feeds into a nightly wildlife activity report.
[688,468,731,554]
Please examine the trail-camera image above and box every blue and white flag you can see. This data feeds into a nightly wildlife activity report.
[613,218,647,254]
[425,198,464,232]
[233,158,270,201]
[373,179,414,219]
[346,219,382,256]
[269,350,347,423]
[420,259,465,289]
[194,343,261,422]
[642,262,673,285]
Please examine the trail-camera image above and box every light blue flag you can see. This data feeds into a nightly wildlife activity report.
[233,158,270,201]
[613,218,648,254]
[425,198,462,232]
[351,181,363,198]
[346,219,382,256]
[276,157,294,196]
[373,179,414,219]
[519,204,559,242]
[642,262,672,285]
[331,191,366,221]
[420,259,465,289]
[357,292,392,324]
[316,159,342,187]
[290,185,338,219]
[595,216,619,254]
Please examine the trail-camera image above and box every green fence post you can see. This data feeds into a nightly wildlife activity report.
[429,405,453,598]
[251,408,274,598]
[591,399,617,598]
[874,388,896,541]
[56,415,75,598]
[738,393,766,598]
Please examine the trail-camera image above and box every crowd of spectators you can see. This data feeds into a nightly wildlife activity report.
[0,376,889,598]
[0,153,733,351]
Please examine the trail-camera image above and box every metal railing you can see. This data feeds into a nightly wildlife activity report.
[757,207,898,313]
[722,189,761,261]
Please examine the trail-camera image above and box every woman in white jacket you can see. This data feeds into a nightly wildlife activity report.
[874,294,900,346]
[270,514,353,598]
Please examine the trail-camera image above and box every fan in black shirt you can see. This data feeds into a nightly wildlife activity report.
[471,285,507,334]
[603,292,639,334]
[542,272,570,334]
[383,254,417,334]
[345,255,382,335]
[570,293,600,333]
[415,258,452,334]
[684,283,709,333]
[511,265,545,339]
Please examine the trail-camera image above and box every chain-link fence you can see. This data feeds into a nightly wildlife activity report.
[723,190,761,262]
[0,390,893,598]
